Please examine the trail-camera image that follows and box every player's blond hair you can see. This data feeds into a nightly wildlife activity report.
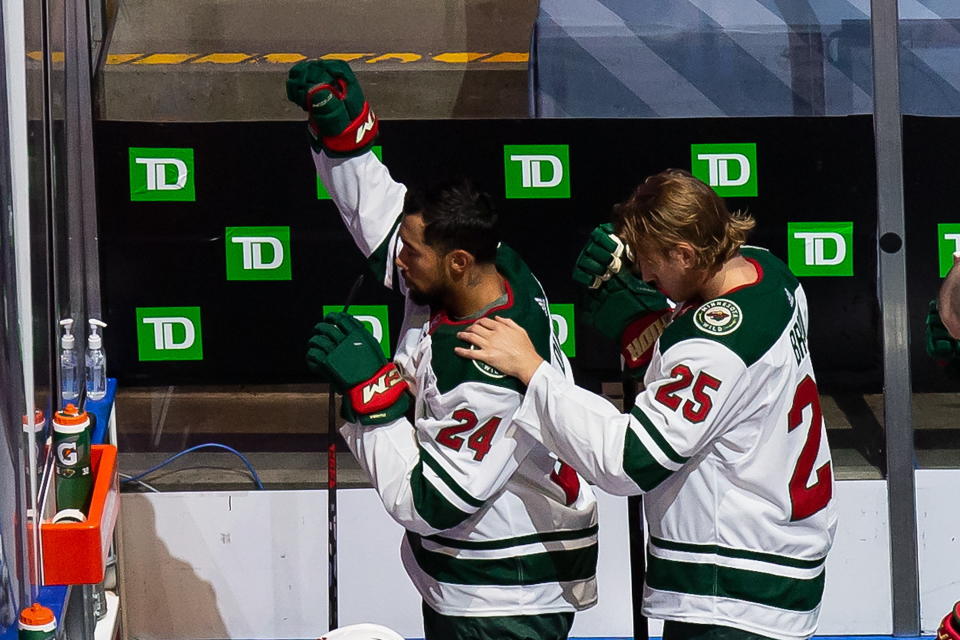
[613,169,755,273]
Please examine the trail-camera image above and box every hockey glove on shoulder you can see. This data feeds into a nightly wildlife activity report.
[573,224,671,379]
[285,59,379,157]
[307,312,410,425]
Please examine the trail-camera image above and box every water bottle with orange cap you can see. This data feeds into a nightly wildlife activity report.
[53,403,92,516]
[18,603,56,640]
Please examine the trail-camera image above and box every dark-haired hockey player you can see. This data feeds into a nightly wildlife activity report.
[286,60,597,640]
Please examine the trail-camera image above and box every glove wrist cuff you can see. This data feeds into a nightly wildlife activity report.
[317,101,379,154]
[347,362,409,416]
[620,310,671,372]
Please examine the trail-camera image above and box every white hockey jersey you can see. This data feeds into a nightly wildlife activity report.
[513,247,838,639]
[313,149,599,617]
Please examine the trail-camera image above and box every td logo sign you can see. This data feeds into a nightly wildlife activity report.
[690,143,757,197]
[226,226,292,281]
[787,222,854,276]
[129,147,196,202]
[322,305,391,358]
[504,145,570,199]
[318,146,382,199]
[136,307,203,361]
[549,303,576,358]
[937,224,960,277]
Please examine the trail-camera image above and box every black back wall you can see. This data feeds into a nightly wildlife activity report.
[94,116,948,394]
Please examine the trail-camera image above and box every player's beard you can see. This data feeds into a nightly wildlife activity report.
[407,278,446,308]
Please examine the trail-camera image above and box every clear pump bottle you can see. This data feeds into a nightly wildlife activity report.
[84,319,108,401]
[59,319,80,402]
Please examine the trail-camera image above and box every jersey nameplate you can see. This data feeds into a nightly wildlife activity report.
[694,299,743,336]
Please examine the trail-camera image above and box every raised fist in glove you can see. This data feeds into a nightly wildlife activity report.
[573,223,672,378]
[307,312,409,425]
[926,299,960,361]
[285,59,378,156]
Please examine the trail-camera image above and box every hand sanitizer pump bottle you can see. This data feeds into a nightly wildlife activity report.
[59,319,80,403]
[84,319,108,401]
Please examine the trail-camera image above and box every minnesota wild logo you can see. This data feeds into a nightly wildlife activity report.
[469,344,506,378]
[694,299,743,336]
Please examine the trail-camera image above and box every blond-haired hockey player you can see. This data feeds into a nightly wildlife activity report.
[458,169,838,640]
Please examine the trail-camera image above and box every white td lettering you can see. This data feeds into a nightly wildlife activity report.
[550,313,569,346]
[944,233,960,254]
[135,158,188,191]
[231,236,284,270]
[697,153,751,187]
[355,315,384,343]
[143,317,196,350]
[510,154,564,188]
[794,232,847,266]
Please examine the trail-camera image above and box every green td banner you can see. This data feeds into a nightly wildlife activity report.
[322,304,392,357]
[937,224,960,277]
[787,221,854,277]
[549,303,576,358]
[129,147,196,202]
[225,226,292,281]
[690,143,758,197]
[136,307,204,361]
[504,145,570,199]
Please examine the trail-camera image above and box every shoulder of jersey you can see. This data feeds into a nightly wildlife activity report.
[658,247,801,367]
[429,244,553,394]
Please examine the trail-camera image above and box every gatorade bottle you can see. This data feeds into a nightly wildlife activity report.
[18,604,56,640]
[53,404,92,513]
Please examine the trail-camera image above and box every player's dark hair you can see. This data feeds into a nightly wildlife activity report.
[402,178,499,264]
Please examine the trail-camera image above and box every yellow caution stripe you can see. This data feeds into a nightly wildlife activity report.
[26,51,529,65]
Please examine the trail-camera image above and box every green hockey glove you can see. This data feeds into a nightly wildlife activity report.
[926,299,960,360]
[573,224,671,379]
[285,59,378,157]
[307,312,409,425]
[573,223,633,290]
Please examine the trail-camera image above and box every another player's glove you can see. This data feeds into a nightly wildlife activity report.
[926,299,960,360]
[573,224,671,379]
[307,312,409,425]
[285,59,379,157]
[938,602,960,640]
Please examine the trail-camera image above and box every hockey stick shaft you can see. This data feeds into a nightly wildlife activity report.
[327,273,365,631]
[623,374,649,640]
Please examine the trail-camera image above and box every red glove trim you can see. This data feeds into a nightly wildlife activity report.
[348,363,408,415]
[939,603,960,640]
[620,310,671,372]
[321,101,379,153]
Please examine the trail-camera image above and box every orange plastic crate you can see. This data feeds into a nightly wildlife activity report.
[40,445,120,585]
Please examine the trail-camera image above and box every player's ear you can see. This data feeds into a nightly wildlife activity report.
[446,249,473,275]
[672,243,697,270]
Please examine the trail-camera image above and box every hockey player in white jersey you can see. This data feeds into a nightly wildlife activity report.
[285,60,598,640]
[458,169,839,640]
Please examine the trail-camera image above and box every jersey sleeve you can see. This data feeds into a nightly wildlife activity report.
[339,381,537,536]
[512,339,748,496]
[312,148,407,291]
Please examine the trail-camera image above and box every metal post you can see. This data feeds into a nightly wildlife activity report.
[869,0,920,634]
